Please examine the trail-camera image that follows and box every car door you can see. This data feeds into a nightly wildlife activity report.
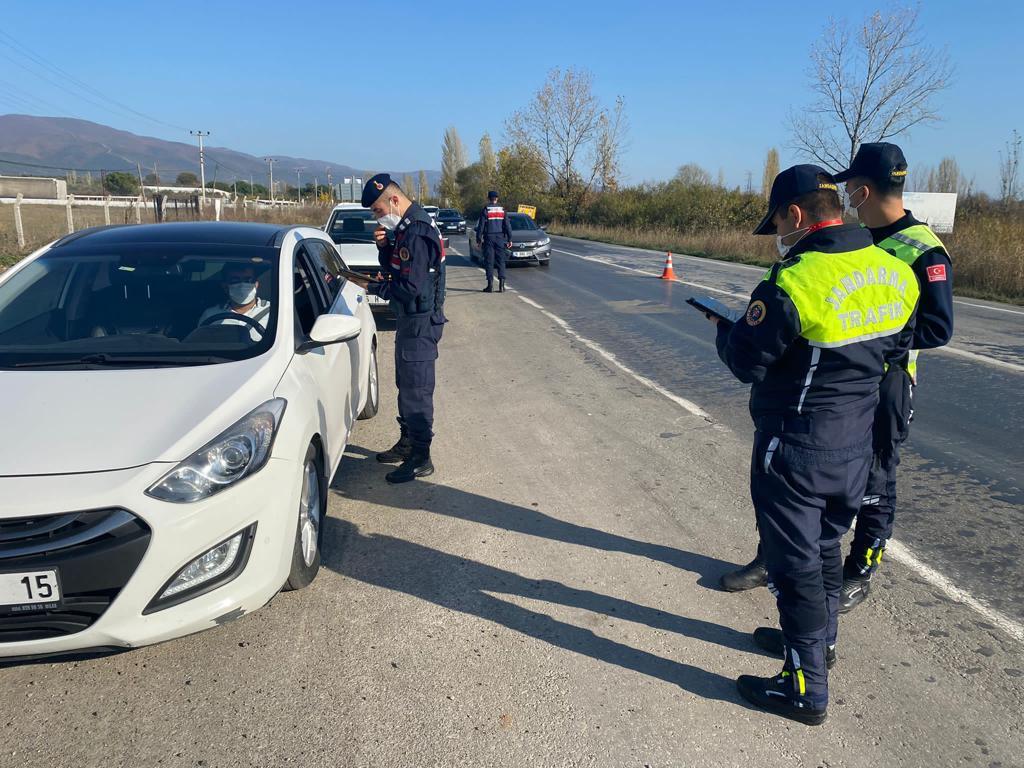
[292,241,356,470]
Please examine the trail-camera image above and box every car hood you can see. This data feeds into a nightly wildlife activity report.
[336,242,381,268]
[510,232,547,244]
[0,356,283,476]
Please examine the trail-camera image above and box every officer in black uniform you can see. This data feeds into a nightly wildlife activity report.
[475,191,512,292]
[834,143,955,612]
[360,174,447,484]
[710,165,919,724]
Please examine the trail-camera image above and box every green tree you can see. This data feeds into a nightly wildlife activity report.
[762,148,780,199]
[176,171,199,186]
[439,125,467,205]
[457,161,490,222]
[418,170,430,202]
[479,133,496,189]
[496,143,548,210]
[103,171,139,196]
[143,172,161,185]
[402,173,415,197]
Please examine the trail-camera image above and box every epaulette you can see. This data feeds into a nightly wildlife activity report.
[768,255,801,283]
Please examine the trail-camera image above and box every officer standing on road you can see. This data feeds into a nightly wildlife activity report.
[359,174,447,484]
[710,165,919,724]
[475,191,512,293]
[833,142,955,612]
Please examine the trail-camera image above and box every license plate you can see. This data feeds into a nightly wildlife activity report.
[368,294,387,305]
[0,570,62,613]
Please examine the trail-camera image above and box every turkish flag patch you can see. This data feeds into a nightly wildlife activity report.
[926,264,947,282]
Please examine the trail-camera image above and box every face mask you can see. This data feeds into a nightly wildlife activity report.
[227,281,257,306]
[846,186,866,217]
[775,227,809,258]
[377,199,401,230]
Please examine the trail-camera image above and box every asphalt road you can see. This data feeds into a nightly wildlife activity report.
[478,233,1024,625]
[1,249,1022,767]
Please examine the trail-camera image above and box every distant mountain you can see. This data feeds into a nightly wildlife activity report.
[0,114,439,190]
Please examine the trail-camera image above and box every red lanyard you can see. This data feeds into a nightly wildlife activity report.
[805,218,844,235]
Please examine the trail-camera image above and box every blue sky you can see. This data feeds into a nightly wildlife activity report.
[1,1,1021,193]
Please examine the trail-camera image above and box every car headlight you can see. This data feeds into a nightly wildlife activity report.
[539,237,550,246]
[146,399,287,503]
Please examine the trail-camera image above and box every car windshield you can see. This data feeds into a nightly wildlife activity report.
[508,214,539,231]
[438,210,460,219]
[0,244,279,369]
[327,209,376,244]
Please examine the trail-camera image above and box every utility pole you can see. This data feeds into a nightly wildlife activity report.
[295,167,305,204]
[136,162,144,192]
[326,169,333,202]
[314,177,319,202]
[264,158,276,204]
[190,130,210,203]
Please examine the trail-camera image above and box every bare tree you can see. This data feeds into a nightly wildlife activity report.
[479,133,497,188]
[402,173,415,197]
[762,148,780,199]
[507,67,627,219]
[790,7,953,170]
[674,163,712,187]
[999,129,1021,203]
[439,126,467,205]
[913,156,969,193]
[418,170,429,202]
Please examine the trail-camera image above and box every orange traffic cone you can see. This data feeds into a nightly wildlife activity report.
[660,252,677,280]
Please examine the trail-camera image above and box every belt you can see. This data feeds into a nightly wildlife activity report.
[753,414,812,434]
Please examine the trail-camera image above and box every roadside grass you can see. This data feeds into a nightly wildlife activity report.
[549,219,1024,305]
[0,203,329,271]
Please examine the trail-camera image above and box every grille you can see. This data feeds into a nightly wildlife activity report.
[1,509,151,642]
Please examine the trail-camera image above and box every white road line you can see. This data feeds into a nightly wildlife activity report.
[516,292,1024,646]
[516,294,714,422]
[554,237,1024,316]
[553,247,1024,375]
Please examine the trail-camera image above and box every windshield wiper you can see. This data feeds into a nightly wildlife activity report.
[13,353,232,369]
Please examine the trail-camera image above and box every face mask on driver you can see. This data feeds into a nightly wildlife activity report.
[377,198,401,230]
[227,281,257,306]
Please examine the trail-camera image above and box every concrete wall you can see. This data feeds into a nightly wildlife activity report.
[0,176,67,200]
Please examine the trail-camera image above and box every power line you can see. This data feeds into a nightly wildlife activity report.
[0,29,185,131]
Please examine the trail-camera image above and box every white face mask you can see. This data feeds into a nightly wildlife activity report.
[227,281,257,306]
[377,199,401,230]
[846,186,867,217]
[775,227,809,258]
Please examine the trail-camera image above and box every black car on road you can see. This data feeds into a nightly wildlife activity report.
[468,212,550,267]
[436,209,466,234]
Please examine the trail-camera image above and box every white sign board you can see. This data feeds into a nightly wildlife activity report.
[902,192,957,233]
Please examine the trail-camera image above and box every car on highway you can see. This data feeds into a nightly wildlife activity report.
[469,212,551,267]
[325,203,389,311]
[0,221,380,662]
[435,208,466,235]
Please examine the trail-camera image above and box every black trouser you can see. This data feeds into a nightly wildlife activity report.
[752,430,871,705]
[844,366,914,579]
[482,235,507,283]
[394,313,443,450]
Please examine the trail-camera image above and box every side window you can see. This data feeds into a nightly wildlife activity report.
[304,241,345,302]
[293,247,329,337]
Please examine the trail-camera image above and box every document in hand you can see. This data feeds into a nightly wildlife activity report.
[686,296,743,323]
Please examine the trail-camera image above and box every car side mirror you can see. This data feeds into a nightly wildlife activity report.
[300,314,362,351]
[539,225,547,232]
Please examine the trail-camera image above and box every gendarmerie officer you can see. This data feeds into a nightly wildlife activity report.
[711,165,919,724]
[475,191,512,293]
[834,142,954,612]
[361,174,447,484]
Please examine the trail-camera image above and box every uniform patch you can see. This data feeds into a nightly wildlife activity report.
[399,247,411,262]
[745,300,767,326]
[373,180,383,190]
[926,264,947,282]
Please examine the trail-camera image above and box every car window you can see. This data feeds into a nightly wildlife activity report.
[293,251,328,337]
[327,209,376,244]
[304,240,347,302]
[0,244,279,369]
[508,214,537,231]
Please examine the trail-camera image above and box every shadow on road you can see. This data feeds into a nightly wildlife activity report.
[324,449,756,704]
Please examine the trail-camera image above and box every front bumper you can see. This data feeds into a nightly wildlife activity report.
[508,245,551,263]
[439,223,465,234]
[0,456,301,660]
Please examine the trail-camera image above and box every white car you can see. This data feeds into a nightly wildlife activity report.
[324,203,389,310]
[0,221,379,661]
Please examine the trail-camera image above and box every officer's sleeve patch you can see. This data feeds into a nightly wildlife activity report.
[746,300,767,326]
[926,264,947,282]
[399,247,411,262]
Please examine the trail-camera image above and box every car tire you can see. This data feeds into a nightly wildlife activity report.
[284,443,326,591]
[357,342,379,420]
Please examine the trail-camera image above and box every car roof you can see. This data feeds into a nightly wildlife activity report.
[331,203,370,211]
[52,222,293,249]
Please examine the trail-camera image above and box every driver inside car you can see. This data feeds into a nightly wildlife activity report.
[197,264,271,342]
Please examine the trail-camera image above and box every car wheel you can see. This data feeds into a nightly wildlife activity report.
[284,443,325,591]
[357,342,379,420]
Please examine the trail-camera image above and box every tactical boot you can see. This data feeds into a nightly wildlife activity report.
[498,278,506,293]
[736,673,827,726]
[482,283,493,293]
[720,554,768,592]
[838,577,871,614]
[752,627,836,669]
[386,450,434,484]
[376,435,413,464]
